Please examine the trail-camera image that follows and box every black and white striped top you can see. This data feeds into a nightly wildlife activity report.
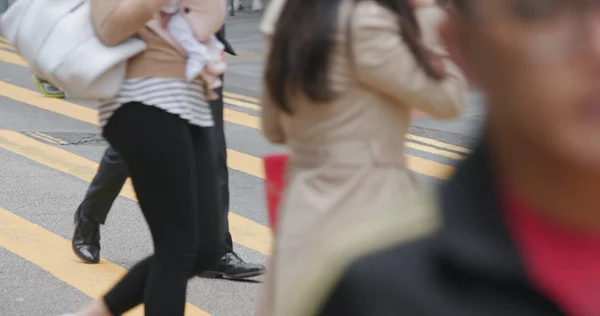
[99,78,214,128]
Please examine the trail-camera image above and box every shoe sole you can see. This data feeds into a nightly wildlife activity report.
[199,270,265,280]
[33,75,65,98]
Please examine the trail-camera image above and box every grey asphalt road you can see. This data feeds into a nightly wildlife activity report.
[0,11,483,316]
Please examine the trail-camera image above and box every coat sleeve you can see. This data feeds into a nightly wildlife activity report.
[350,1,466,120]
[91,0,170,46]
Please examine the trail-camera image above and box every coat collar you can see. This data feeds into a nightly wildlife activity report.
[433,142,565,313]
[434,142,532,284]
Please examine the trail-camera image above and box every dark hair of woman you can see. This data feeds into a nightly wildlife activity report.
[265,0,447,114]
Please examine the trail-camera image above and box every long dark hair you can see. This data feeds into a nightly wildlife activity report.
[265,0,446,114]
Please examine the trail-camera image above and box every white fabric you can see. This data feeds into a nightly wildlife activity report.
[167,14,224,82]
[167,13,211,81]
[0,0,146,100]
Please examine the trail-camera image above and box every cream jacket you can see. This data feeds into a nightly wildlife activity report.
[257,1,466,315]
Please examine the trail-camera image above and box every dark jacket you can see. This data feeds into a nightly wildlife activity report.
[216,26,236,56]
[286,144,566,316]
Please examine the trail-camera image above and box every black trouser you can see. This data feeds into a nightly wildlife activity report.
[102,102,224,315]
[78,87,234,251]
[76,146,127,224]
[211,86,233,251]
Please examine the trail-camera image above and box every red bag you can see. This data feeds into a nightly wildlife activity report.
[263,154,288,233]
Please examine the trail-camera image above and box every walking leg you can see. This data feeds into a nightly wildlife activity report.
[72,146,128,264]
[198,84,267,279]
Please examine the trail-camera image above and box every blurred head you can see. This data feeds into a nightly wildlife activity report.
[265,0,444,114]
[443,0,600,168]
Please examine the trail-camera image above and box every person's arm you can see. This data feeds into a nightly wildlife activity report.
[351,1,465,120]
[91,0,170,46]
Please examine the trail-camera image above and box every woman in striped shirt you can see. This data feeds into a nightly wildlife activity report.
[64,0,226,315]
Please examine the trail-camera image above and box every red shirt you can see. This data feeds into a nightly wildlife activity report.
[503,192,600,316]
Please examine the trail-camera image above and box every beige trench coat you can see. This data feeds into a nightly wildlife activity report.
[257,1,466,315]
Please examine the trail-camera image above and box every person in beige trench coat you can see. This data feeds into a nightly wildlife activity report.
[256,0,466,315]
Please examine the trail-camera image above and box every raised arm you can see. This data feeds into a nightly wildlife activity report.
[91,0,170,46]
[351,1,466,119]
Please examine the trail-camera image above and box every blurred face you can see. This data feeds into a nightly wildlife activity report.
[449,0,600,168]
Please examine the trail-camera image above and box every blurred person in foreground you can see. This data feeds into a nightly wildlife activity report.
[282,0,600,315]
[256,0,465,314]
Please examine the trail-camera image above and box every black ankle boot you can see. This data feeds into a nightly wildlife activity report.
[72,207,101,264]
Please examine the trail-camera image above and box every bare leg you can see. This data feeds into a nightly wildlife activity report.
[70,299,111,316]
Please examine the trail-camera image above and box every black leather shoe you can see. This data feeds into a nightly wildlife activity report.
[72,207,101,264]
[199,252,266,279]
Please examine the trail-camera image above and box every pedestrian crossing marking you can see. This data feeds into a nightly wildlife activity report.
[30,131,69,145]
[406,134,471,154]
[0,81,267,177]
[0,48,468,164]
[0,129,273,255]
[0,80,457,180]
[406,154,454,180]
[0,48,263,129]
[405,141,464,160]
[224,96,262,111]
[0,47,27,66]
[0,42,15,51]
[1,78,457,183]
[224,91,261,105]
[0,81,98,124]
[228,148,265,179]
[0,47,470,159]
[0,205,208,316]
[224,107,260,129]
[0,129,137,200]
[35,132,69,145]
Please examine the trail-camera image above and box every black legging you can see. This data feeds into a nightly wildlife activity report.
[102,102,224,315]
